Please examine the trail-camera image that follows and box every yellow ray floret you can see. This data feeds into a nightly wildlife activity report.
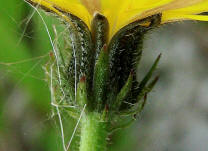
[26,0,208,38]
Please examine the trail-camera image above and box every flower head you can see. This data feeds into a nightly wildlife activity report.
[27,0,208,38]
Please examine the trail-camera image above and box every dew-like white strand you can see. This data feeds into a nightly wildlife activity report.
[56,106,67,151]
[24,2,68,150]
[17,7,36,46]
[24,2,83,151]
[51,65,67,151]
[51,102,76,108]
[66,104,86,151]
[24,0,64,96]
[14,58,42,88]
[0,54,48,66]
[70,38,77,103]
[52,25,66,103]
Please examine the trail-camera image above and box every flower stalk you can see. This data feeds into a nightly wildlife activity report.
[79,112,108,151]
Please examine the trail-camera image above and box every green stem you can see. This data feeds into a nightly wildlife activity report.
[79,112,108,151]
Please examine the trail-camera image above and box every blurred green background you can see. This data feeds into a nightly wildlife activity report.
[1,1,208,151]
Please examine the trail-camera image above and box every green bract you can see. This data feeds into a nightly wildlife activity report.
[46,12,161,124]
[45,12,162,151]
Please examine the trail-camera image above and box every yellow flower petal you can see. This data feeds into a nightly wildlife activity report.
[28,0,91,27]
[80,0,101,15]
[26,0,208,39]
[162,13,208,22]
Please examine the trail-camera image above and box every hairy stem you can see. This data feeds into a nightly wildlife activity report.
[79,112,108,151]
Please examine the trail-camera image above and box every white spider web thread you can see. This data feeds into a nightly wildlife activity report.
[24,1,86,151]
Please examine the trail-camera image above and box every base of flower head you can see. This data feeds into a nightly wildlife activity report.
[44,13,162,132]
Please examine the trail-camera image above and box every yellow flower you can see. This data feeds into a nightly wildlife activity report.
[26,0,208,39]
